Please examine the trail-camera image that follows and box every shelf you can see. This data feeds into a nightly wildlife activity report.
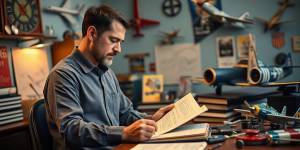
[0,34,57,41]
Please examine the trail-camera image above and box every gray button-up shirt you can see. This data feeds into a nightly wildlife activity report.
[44,50,146,150]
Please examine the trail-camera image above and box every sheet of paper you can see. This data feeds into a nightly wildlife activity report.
[154,93,208,136]
[131,142,207,150]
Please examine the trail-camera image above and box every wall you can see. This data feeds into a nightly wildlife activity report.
[0,0,101,99]
[103,0,300,94]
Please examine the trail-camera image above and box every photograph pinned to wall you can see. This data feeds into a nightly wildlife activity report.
[177,76,192,99]
[142,74,163,103]
[292,36,300,52]
[216,36,236,68]
[237,34,255,59]
[155,43,202,84]
[124,53,149,73]
[0,46,13,88]
[188,0,222,43]
[12,48,49,100]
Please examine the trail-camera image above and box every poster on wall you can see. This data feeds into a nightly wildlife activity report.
[12,48,49,100]
[188,0,222,43]
[216,36,236,68]
[155,43,202,84]
[237,34,255,59]
[142,74,163,103]
[0,46,12,87]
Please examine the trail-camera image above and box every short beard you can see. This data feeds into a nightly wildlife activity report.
[102,57,113,67]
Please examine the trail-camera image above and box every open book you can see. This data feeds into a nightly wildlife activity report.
[149,93,209,142]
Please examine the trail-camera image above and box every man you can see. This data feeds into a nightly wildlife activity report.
[44,5,174,150]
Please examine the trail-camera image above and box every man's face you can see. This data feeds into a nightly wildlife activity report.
[91,20,126,66]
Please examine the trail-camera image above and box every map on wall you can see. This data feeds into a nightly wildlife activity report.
[155,43,202,84]
[13,48,49,100]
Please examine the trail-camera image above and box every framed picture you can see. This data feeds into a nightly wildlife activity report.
[237,34,255,58]
[0,46,13,88]
[2,0,43,35]
[216,36,236,68]
[292,36,300,52]
[142,75,163,103]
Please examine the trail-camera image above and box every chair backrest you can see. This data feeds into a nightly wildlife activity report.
[29,99,53,150]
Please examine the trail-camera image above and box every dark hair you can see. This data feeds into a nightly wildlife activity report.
[82,4,129,36]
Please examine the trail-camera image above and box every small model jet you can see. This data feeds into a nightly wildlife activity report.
[234,101,300,124]
[44,0,85,26]
[159,29,182,45]
[192,0,254,28]
[256,0,294,32]
[193,34,300,94]
[130,0,160,37]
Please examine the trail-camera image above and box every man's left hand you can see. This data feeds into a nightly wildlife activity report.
[151,104,175,121]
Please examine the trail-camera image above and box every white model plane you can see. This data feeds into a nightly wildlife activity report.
[192,0,254,28]
[44,0,85,26]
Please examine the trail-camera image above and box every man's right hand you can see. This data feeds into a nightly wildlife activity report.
[122,119,157,142]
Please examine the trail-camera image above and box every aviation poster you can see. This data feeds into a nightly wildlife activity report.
[155,43,201,84]
[188,0,222,43]
[216,36,237,68]
[142,74,163,103]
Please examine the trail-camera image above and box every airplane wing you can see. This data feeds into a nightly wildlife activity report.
[234,109,255,117]
[215,14,254,24]
[235,81,300,87]
[266,114,300,123]
[139,19,160,27]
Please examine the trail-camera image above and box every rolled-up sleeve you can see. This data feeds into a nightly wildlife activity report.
[45,69,123,148]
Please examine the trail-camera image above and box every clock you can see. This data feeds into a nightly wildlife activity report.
[2,0,43,35]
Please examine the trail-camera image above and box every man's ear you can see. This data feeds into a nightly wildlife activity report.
[87,26,97,41]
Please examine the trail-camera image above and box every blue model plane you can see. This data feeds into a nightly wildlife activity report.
[192,34,300,94]
[234,101,300,124]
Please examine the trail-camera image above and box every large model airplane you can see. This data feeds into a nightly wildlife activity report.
[192,0,254,28]
[256,0,294,32]
[44,0,85,26]
[130,0,160,37]
[234,101,300,125]
[193,34,300,94]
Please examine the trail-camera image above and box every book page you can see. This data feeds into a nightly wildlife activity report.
[154,93,208,136]
[131,142,207,150]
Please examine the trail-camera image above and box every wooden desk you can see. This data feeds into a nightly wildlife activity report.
[0,120,32,150]
[114,138,300,150]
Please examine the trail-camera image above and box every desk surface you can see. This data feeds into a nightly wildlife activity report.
[114,138,300,150]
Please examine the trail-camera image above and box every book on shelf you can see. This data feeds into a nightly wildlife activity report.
[144,93,209,143]
[195,87,278,105]
[198,111,238,118]
[0,116,24,125]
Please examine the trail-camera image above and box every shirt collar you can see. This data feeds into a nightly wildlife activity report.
[71,49,108,74]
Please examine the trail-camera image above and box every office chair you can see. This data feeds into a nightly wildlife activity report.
[29,99,53,150]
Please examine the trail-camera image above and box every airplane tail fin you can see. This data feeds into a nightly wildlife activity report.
[281,106,287,116]
[239,12,250,20]
[293,107,300,118]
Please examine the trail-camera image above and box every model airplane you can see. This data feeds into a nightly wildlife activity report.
[44,0,85,26]
[130,0,160,37]
[256,0,294,32]
[234,101,300,125]
[159,29,182,45]
[192,0,254,28]
[193,34,300,94]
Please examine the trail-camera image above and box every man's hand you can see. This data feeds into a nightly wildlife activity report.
[151,104,175,121]
[122,119,157,142]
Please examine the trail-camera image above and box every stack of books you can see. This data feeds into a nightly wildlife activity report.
[0,95,24,126]
[194,87,279,123]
